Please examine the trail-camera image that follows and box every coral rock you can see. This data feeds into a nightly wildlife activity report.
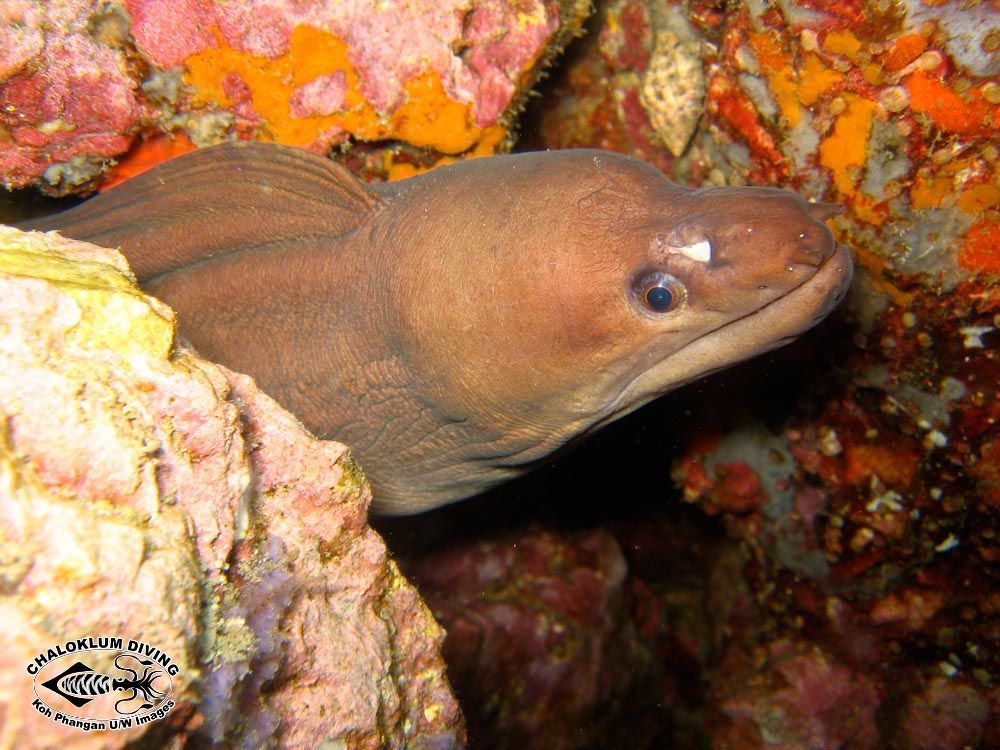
[532,4,1000,744]
[535,0,998,284]
[0,2,142,193]
[406,527,663,750]
[895,676,993,750]
[712,639,881,750]
[0,225,463,749]
[0,0,590,192]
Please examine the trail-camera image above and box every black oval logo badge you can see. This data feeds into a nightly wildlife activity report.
[27,637,178,731]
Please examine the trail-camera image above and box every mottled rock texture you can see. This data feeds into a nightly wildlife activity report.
[710,639,883,750]
[0,0,590,193]
[534,0,998,278]
[0,225,464,749]
[522,1,1000,747]
[406,527,664,750]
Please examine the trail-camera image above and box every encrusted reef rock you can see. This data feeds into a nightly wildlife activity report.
[710,638,882,750]
[670,299,1000,748]
[385,498,755,748]
[535,0,997,278]
[526,1,999,747]
[1,0,590,193]
[0,225,464,749]
[405,527,665,750]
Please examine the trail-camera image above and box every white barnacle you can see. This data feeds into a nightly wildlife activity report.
[939,660,959,678]
[935,534,959,553]
[959,326,993,349]
[866,488,903,513]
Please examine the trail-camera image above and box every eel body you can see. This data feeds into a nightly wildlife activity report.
[22,142,853,514]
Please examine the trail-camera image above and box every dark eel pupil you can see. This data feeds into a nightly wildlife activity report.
[632,269,683,314]
[645,284,674,311]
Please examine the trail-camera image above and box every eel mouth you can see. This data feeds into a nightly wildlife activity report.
[722,241,854,346]
[602,242,854,426]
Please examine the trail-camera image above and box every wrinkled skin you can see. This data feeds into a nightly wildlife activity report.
[25,143,853,514]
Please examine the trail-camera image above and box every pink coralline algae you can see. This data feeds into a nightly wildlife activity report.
[0,0,589,192]
[124,0,556,124]
[405,527,666,750]
[0,225,464,749]
[289,71,349,119]
[0,2,143,192]
[712,640,881,750]
[896,676,994,750]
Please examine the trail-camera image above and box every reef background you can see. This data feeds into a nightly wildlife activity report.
[392,1,999,747]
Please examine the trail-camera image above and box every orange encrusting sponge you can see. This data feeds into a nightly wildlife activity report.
[183,25,493,156]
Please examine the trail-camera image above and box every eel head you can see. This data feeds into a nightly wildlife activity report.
[383,149,853,508]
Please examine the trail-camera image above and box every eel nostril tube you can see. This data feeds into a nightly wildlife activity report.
[804,221,837,260]
[806,201,843,221]
[786,228,827,267]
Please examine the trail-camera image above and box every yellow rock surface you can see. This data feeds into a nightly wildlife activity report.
[0,226,175,360]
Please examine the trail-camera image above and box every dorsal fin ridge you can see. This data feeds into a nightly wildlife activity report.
[21,141,383,282]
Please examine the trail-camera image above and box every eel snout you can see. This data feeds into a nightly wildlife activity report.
[781,207,838,270]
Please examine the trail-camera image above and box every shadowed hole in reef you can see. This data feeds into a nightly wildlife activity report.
[515,2,607,154]
[0,188,84,224]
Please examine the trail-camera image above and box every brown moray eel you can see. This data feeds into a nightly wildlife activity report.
[21,142,854,515]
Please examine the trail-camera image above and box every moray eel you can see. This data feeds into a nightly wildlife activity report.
[23,142,853,515]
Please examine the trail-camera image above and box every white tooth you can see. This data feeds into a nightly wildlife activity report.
[672,239,711,263]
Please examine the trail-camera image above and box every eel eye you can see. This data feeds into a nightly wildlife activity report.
[634,271,685,313]
[647,285,674,311]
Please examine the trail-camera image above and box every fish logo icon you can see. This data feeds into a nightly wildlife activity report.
[41,655,168,714]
